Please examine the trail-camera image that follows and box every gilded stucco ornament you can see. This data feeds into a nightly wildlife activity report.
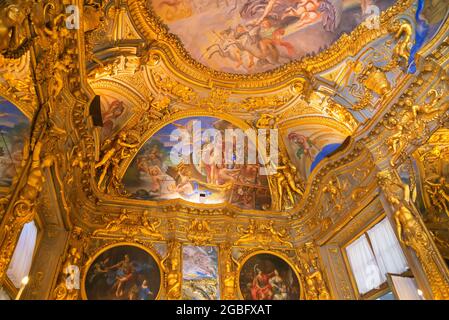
[2,0,449,301]
[384,89,448,167]
[377,170,449,299]
[95,131,140,193]
[297,242,331,300]
[0,141,56,280]
[184,219,213,246]
[92,209,163,240]
[161,240,182,300]
[234,219,292,248]
[126,0,413,87]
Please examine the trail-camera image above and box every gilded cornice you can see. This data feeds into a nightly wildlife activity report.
[126,0,413,88]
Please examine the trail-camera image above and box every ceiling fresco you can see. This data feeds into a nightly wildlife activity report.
[123,116,271,209]
[281,121,349,180]
[150,0,396,74]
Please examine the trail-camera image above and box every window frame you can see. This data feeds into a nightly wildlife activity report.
[3,216,43,298]
[342,215,409,299]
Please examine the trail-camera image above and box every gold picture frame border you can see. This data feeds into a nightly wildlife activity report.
[80,242,164,300]
[236,249,303,300]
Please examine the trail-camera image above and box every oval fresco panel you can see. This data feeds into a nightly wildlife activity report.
[84,245,161,300]
[123,116,271,209]
[0,97,30,188]
[150,0,396,74]
[238,253,300,300]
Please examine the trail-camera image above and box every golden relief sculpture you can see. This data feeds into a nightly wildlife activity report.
[219,244,236,300]
[268,154,305,211]
[323,176,343,212]
[93,209,163,240]
[378,170,449,299]
[389,19,413,67]
[185,219,213,246]
[161,240,182,300]
[95,131,140,193]
[234,219,292,248]
[297,242,331,300]
[385,89,448,167]
[53,247,82,300]
[424,176,449,219]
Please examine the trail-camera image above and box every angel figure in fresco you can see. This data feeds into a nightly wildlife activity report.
[287,132,320,177]
[287,132,317,162]
[101,100,125,138]
[241,0,342,32]
[108,254,135,298]
[136,147,165,194]
[169,162,196,196]
[258,19,296,60]
[282,0,323,30]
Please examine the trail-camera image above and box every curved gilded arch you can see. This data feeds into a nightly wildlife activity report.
[0,97,30,190]
[122,114,271,209]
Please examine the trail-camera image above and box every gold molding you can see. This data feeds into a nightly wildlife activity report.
[80,241,164,300]
[235,249,303,300]
[126,0,413,87]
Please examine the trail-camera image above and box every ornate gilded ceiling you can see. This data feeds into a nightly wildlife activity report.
[149,0,397,74]
[1,0,449,301]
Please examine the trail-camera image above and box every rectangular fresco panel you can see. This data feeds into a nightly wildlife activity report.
[182,245,220,300]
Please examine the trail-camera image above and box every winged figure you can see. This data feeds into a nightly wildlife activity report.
[239,0,343,33]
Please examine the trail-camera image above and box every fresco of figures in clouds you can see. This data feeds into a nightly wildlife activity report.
[151,0,396,74]
[0,98,29,188]
[182,245,220,300]
[97,91,135,141]
[123,116,271,209]
[282,123,348,179]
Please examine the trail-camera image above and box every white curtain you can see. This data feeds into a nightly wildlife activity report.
[6,221,38,288]
[367,218,409,275]
[391,275,423,300]
[346,234,385,294]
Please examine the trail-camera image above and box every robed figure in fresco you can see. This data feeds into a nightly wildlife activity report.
[250,265,276,299]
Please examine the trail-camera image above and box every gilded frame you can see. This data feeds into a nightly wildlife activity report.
[80,242,164,300]
[235,249,303,300]
[126,0,413,86]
